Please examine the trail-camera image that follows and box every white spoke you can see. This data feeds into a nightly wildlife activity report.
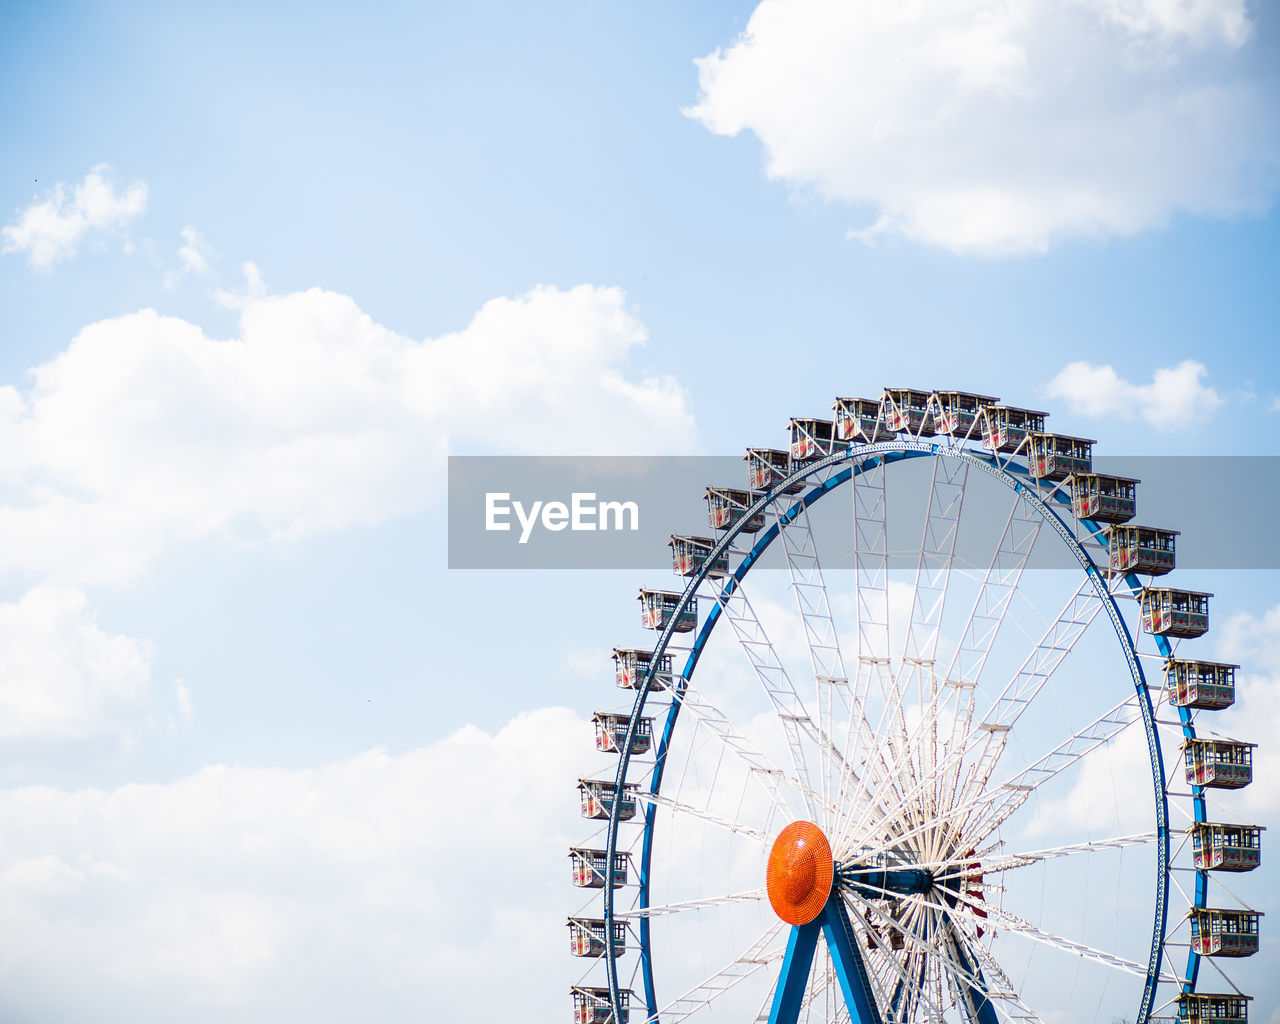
[954,579,1102,815]
[934,832,1158,882]
[772,495,899,836]
[964,696,1141,846]
[973,895,1174,982]
[653,921,786,1024]
[886,456,969,832]
[616,889,765,920]
[964,938,1044,1024]
[710,572,852,822]
[852,451,890,663]
[934,489,1043,834]
[636,789,770,845]
[676,685,796,822]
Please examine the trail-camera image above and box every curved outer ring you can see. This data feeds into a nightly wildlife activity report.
[600,440,1204,1024]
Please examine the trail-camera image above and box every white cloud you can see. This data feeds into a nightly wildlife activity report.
[2,165,147,269]
[1044,359,1221,429]
[174,679,194,725]
[0,584,152,740]
[0,282,697,583]
[213,261,268,310]
[1083,0,1252,45]
[163,226,213,288]
[1216,604,1280,827]
[686,0,1276,254]
[0,707,594,1022]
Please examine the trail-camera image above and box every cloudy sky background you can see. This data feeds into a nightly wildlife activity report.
[0,1,1277,1021]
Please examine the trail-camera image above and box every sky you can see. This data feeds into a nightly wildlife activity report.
[0,1,1277,1021]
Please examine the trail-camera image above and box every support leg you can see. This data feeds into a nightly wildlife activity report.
[767,921,822,1024]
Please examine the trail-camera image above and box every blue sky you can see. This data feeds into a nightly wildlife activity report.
[0,1,1277,1021]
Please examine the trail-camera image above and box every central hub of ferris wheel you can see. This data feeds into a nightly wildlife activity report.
[766,821,834,925]
[767,820,939,930]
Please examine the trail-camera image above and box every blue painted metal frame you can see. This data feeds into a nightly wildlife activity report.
[767,920,822,1024]
[820,897,885,1024]
[763,895,888,1024]
[599,441,1184,1024]
[940,910,1000,1024]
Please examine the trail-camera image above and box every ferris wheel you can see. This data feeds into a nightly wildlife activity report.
[569,389,1261,1024]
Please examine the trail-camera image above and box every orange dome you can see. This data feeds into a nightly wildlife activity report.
[765,820,833,926]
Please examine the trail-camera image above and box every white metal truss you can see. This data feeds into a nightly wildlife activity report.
[950,887,1177,983]
[616,889,765,920]
[887,487,1044,862]
[707,573,826,821]
[890,455,969,844]
[951,578,1103,827]
[711,570,881,828]
[942,489,1042,692]
[933,832,1158,885]
[675,685,797,822]
[771,491,903,842]
[966,695,1142,847]
[653,922,786,1024]
[634,788,770,844]
[774,497,856,820]
[900,455,969,666]
[852,453,890,663]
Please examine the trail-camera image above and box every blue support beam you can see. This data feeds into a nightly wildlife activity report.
[767,895,887,1024]
[941,913,999,1024]
[822,898,885,1024]
[767,921,821,1024]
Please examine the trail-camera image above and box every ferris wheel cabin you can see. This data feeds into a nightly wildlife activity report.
[833,397,893,443]
[883,387,936,436]
[572,986,632,1024]
[745,448,804,494]
[669,535,728,578]
[1183,738,1254,790]
[1190,908,1262,958]
[1070,472,1139,523]
[568,847,630,889]
[592,711,653,755]
[611,648,671,691]
[1191,822,1263,872]
[1141,588,1211,638]
[1027,432,1094,481]
[1167,659,1237,711]
[981,404,1047,453]
[1177,993,1251,1024]
[704,487,766,533]
[788,417,839,466]
[567,917,627,958]
[638,589,697,633]
[1108,525,1178,577]
[578,778,639,820]
[929,390,999,439]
